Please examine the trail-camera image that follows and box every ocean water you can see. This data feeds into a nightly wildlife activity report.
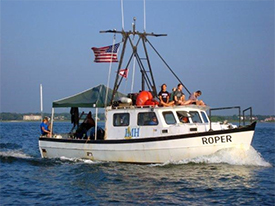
[0,122,274,205]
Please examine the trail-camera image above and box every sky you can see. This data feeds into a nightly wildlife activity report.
[1,0,274,115]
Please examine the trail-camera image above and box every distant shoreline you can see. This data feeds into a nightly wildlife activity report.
[1,120,274,124]
[0,120,106,123]
[1,112,274,123]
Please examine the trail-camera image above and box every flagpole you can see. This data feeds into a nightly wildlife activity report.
[131,57,136,93]
[105,34,116,107]
[40,84,43,121]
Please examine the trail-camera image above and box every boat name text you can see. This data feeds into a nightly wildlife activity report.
[202,135,232,144]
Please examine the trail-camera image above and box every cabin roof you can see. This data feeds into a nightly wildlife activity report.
[107,105,210,112]
[52,84,126,108]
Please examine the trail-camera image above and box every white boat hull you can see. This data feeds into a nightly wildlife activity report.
[39,122,256,163]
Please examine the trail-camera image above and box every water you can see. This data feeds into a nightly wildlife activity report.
[0,122,274,205]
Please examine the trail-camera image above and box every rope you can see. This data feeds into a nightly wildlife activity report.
[147,39,191,95]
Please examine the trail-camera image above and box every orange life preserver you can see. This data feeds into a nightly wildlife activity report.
[144,99,159,106]
[136,91,158,106]
[136,91,151,106]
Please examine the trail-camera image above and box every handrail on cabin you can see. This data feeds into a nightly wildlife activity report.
[209,106,241,130]
[243,107,253,126]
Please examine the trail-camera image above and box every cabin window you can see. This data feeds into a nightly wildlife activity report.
[138,112,158,126]
[189,111,202,123]
[113,113,130,126]
[201,112,209,123]
[176,111,190,123]
[163,111,176,125]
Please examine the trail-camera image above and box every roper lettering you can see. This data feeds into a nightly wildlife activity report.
[214,136,220,143]
[226,135,232,142]
[202,137,208,144]
[208,137,214,144]
[202,135,233,145]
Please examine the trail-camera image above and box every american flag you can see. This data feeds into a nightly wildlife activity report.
[91,43,120,63]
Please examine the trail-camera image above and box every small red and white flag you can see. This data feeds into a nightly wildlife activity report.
[119,68,128,78]
[91,43,120,63]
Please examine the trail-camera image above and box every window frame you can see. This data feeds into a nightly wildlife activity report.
[137,112,158,126]
[201,111,209,123]
[162,111,176,125]
[189,111,202,123]
[113,113,130,127]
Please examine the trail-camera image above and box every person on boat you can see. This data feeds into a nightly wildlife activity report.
[169,87,176,102]
[179,116,189,123]
[174,84,193,105]
[84,112,95,128]
[86,126,105,140]
[75,112,95,139]
[158,84,174,107]
[188,90,206,106]
[40,117,51,137]
[70,107,79,128]
[148,116,158,125]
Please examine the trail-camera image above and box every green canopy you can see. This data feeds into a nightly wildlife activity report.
[52,84,126,108]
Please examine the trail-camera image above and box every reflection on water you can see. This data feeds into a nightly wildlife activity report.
[56,146,270,204]
[55,145,272,205]
[64,162,261,205]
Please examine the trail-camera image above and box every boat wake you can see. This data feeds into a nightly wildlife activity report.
[59,156,102,164]
[0,150,32,159]
[154,146,272,167]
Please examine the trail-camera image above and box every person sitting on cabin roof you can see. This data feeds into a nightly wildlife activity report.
[188,90,206,106]
[169,87,176,102]
[158,84,174,107]
[174,84,193,105]
[40,117,51,137]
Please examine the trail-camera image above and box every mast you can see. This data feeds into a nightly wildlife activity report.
[100,19,191,105]
[100,23,167,104]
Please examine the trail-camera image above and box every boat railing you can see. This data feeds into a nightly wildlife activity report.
[209,106,241,130]
[242,107,253,125]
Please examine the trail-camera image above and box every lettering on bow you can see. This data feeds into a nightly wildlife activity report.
[202,135,232,145]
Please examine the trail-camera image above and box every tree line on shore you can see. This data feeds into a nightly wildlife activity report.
[0,112,274,122]
[0,112,105,121]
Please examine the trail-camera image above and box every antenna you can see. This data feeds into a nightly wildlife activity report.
[120,0,125,30]
[132,17,136,34]
[143,0,146,31]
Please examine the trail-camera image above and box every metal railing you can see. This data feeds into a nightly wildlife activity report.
[208,106,253,130]
[243,107,253,125]
[209,106,241,130]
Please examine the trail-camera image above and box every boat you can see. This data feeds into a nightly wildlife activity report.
[39,21,256,163]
